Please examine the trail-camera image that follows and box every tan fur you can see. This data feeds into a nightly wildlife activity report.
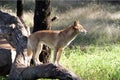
[27,21,87,66]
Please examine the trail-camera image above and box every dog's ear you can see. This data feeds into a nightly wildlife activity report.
[74,20,79,26]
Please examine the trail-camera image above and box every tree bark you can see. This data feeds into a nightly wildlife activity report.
[0,10,80,80]
[0,49,12,76]
[33,0,51,63]
[33,0,51,32]
[17,0,30,35]
[17,0,23,18]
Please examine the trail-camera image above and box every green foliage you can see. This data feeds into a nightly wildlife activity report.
[60,44,120,80]
[0,76,6,80]
[1,45,120,80]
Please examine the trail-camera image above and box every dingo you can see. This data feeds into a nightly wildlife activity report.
[27,20,87,66]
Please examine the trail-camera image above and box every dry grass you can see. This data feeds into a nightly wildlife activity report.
[0,3,120,45]
[51,4,120,45]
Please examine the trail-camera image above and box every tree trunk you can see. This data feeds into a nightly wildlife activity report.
[33,0,51,32]
[33,0,51,63]
[17,0,30,35]
[17,0,23,18]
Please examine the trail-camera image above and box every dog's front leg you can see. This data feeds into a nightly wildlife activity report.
[53,48,63,66]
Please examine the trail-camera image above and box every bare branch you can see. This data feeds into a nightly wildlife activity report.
[51,16,59,22]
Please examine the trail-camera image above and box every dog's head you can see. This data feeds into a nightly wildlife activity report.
[73,20,87,34]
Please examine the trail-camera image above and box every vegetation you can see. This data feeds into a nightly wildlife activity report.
[1,45,120,80]
[0,1,120,80]
[1,1,119,45]
[62,45,120,80]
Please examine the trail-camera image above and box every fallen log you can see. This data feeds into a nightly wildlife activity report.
[0,11,81,80]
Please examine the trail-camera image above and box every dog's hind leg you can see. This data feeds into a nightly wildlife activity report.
[33,43,43,66]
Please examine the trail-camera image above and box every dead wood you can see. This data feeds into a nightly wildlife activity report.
[0,11,81,80]
[0,49,12,76]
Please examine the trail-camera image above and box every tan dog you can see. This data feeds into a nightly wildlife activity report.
[27,20,87,66]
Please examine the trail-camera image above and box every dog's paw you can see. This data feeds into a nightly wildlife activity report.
[35,62,43,66]
[53,63,63,67]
